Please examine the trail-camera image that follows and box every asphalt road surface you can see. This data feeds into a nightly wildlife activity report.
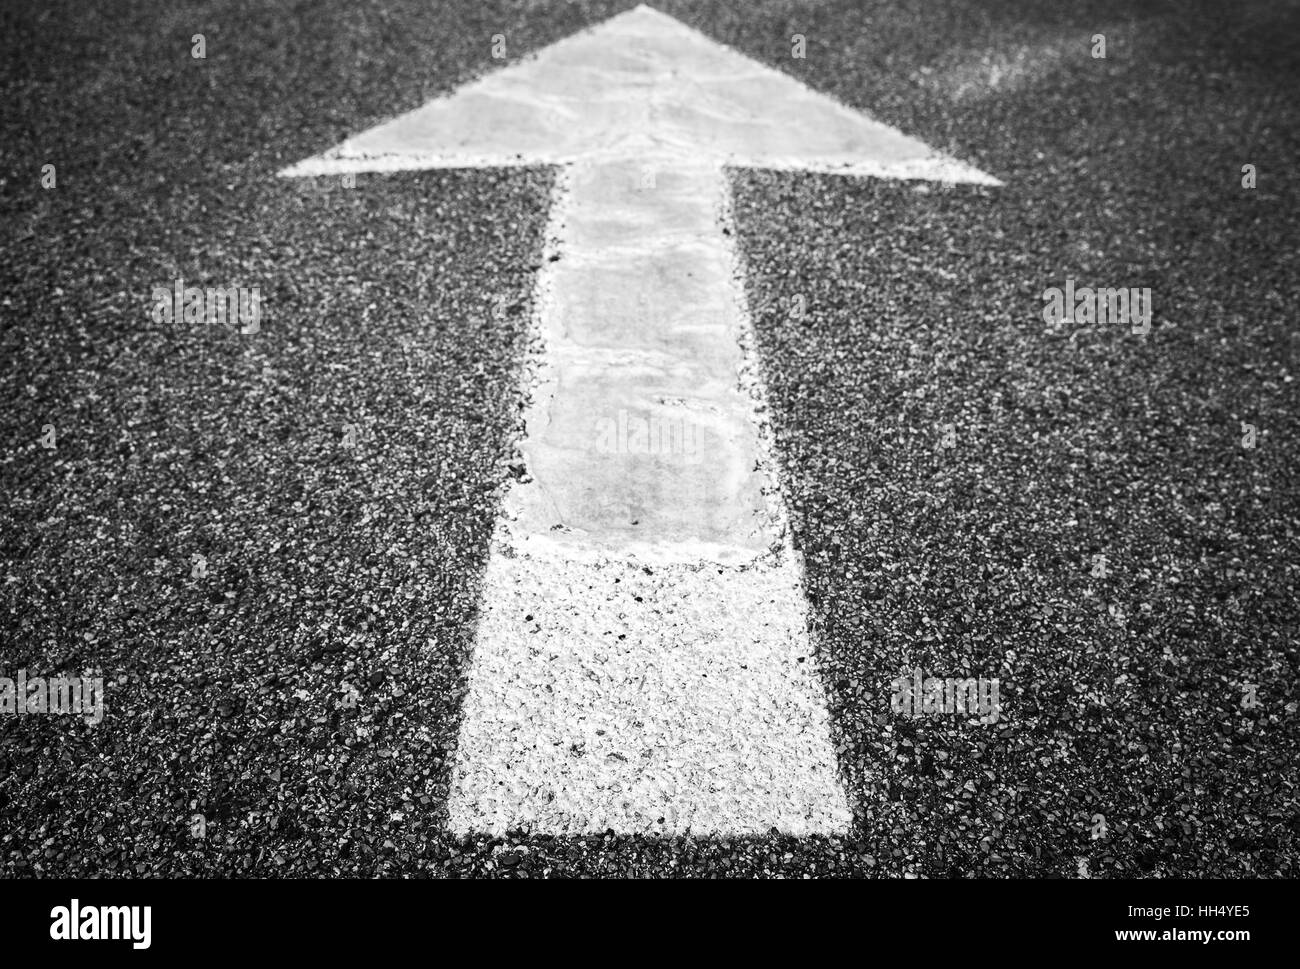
[1,0,1297,878]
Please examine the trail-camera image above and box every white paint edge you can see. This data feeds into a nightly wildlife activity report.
[280,150,1001,187]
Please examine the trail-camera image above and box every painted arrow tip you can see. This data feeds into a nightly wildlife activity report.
[279,6,1002,186]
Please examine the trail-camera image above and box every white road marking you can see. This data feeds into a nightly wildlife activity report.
[283,4,999,836]
[454,547,847,836]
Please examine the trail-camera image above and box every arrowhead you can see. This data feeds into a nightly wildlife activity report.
[283,4,1000,184]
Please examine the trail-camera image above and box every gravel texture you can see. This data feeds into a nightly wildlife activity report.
[1,0,1297,877]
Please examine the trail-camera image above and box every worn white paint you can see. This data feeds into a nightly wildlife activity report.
[283,4,999,836]
[451,546,849,836]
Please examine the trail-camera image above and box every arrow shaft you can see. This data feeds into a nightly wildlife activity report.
[506,154,773,561]
[446,157,850,836]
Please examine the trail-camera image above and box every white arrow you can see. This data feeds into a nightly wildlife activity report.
[284,4,999,837]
